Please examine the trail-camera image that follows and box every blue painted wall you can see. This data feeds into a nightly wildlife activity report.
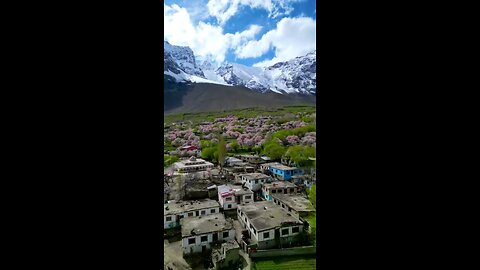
[269,167,304,181]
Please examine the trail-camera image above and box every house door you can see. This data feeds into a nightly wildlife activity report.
[213,232,218,242]
[196,210,199,216]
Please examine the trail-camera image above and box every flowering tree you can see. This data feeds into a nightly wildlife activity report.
[286,135,300,145]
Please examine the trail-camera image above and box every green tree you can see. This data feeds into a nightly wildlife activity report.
[284,145,315,167]
[218,134,226,172]
[201,147,216,161]
[263,141,286,160]
[252,146,262,155]
[307,184,316,207]
[230,141,239,153]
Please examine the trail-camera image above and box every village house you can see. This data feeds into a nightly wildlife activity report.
[229,165,255,173]
[237,201,304,251]
[239,173,272,192]
[271,194,315,220]
[179,145,197,152]
[225,156,243,167]
[269,163,304,181]
[259,162,283,174]
[237,154,266,168]
[164,199,220,229]
[211,240,241,270]
[261,181,298,201]
[173,156,214,173]
[260,156,271,162]
[180,213,235,255]
[217,184,254,210]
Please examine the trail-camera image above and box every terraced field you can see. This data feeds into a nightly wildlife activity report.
[251,255,316,270]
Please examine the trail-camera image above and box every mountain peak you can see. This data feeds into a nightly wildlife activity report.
[164,41,316,95]
[164,42,204,78]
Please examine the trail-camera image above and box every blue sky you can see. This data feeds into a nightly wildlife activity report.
[164,0,316,67]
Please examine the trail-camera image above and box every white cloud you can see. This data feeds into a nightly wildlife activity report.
[206,0,301,25]
[234,17,316,67]
[164,3,262,64]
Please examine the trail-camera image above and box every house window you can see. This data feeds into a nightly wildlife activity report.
[211,209,216,214]
[282,228,289,235]
[166,216,172,222]
[255,180,258,184]
[226,197,232,201]
[263,232,269,239]
[284,189,287,194]
[227,204,232,209]
[245,195,251,199]
[188,212,193,217]
[201,210,206,215]
[290,188,294,193]
[223,231,229,238]
[201,235,208,242]
[292,227,300,233]
[272,189,276,194]
[188,238,195,245]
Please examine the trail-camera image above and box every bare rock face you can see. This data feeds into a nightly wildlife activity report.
[164,41,316,96]
[164,41,205,78]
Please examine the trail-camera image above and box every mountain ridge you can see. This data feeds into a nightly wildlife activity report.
[163,41,316,95]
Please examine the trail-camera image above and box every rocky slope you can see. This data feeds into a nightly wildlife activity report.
[164,41,316,95]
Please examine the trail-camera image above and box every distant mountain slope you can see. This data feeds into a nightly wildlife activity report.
[164,41,204,77]
[164,81,315,114]
[164,41,316,95]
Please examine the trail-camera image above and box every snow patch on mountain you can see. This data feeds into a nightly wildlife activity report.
[164,41,316,95]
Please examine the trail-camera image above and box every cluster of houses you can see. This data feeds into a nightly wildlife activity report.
[164,154,316,269]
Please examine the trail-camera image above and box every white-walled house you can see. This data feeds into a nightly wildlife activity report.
[225,157,243,167]
[259,162,282,174]
[217,184,254,210]
[164,199,220,229]
[271,194,315,220]
[173,156,214,173]
[180,214,235,255]
[237,201,304,250]
[240,173,272,192]
[261,181,298,201]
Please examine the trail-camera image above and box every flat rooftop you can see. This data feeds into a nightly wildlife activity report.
[164,199,220,216]
[181,213,234,237]
[262,162,282,167]
[218,184,253,196]
[238,201,302,231]
[226,157,242,162]
[241,173,270,180]
[212,240,240,263]
[263,181,297,189]
[270,164,298,171]
[174,157,213,168]
[271,194,315,212]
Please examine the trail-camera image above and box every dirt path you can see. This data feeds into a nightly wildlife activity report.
[239,249,251,270]
[164,240,192,270]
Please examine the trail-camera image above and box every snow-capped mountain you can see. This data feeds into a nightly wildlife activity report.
[164,41,204,77]
[164,41,316,95]
[164,42,229,86]
[262,50,316,95]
